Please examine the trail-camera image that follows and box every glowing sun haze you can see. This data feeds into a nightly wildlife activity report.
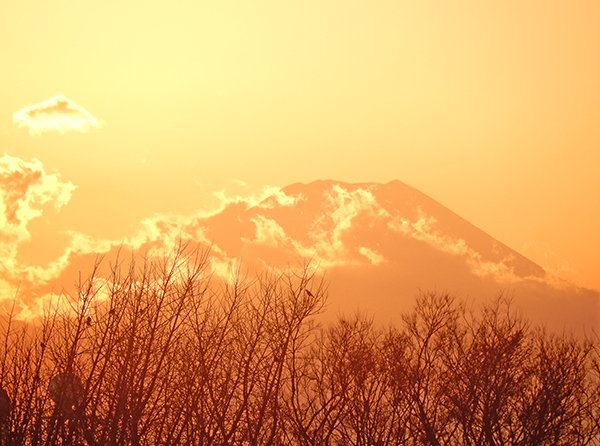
[0,0,599,321]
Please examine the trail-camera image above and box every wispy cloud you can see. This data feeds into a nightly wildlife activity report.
[359,247,385,265]
[213,184,303,211]
[13,95,102,135]
[244,216,289,247]
[386,207,523,283]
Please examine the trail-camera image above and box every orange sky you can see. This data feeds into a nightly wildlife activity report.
[1,1,600,293]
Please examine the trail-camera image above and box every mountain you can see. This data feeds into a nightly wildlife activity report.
[19,180,600,331]
[196,179,597,331]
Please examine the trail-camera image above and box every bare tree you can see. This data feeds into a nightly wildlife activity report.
[0,248,598,446]
[442,296,531,446]
[396,292,464,446]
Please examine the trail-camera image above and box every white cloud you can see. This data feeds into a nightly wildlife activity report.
[213,184,302,211]
[13,95,102,135]
[238,185,391,269]
[0,154,76,280]
[257,188,304,208]
[386,207,523,283]
[359,247,385,265]
[298,185,388,267]
[244,216,288,247]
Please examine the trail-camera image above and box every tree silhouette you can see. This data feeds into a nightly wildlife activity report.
[0,245,597,445]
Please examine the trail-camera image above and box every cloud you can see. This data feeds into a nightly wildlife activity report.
[13,95,102,135]
[244,216,288,247]
[238,185,389,268]
[2,181,298,301]
[213,184,303,211]
[0,154,81,318]
[386,207,523,283]
[296,185,389,267]
[359,247,385,265]
[0,154,75,277]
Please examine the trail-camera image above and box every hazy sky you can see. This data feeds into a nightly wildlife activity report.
[1,1,600,291]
